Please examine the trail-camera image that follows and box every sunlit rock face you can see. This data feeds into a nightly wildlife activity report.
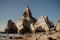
[56,18,60,32]
[34,16,54,32]
[34,16,50,32]
[5,5,55,34]
[16,5,36,33]
[5,20,18,34]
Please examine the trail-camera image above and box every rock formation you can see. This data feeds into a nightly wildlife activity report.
[4,5,55,34]
[16,5,36,34]
[56,18,60,32]
[16,5,55,33]
[5,20,18,34]
[34,16,49,32]
[34,16,54,32]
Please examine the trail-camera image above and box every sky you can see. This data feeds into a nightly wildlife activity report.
[0,0,60,31]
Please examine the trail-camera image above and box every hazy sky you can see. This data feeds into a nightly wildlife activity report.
[0,0,60,31]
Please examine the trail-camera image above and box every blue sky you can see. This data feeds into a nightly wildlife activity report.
[0,0,60,31]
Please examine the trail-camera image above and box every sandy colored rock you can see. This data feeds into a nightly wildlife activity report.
[56,18,60,32]
[16,5,36,33]
[34,16,49,32]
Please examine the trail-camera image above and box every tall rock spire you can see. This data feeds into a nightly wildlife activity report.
[25,5,30,11]
[23,5,32,18]
[16,5,36,33]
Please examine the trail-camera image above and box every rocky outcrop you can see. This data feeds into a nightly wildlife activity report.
[34,16,54,32]
[4,5,55,34]
[5,20,18,34]
[16,5,54,33]
[27,16,54,33]
[34,16,49,32]
[56,18,60,32]
[16,5,36,34]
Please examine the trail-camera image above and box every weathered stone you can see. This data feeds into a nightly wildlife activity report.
[5,20,18,34]
[34,16,49,32]
[56,18,60,32]
[16,5,36,34]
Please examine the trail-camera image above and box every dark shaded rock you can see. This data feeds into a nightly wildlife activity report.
[17,5,36,34]
[35,26,45,33]
[5,20,18,34]
[48,37,56,40]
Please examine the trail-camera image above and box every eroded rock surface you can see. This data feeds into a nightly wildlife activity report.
[56,18,60,32]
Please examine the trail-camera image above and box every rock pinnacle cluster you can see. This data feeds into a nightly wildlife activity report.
[5,5,60,34]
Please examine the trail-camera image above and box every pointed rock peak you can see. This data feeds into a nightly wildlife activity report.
[39,16,48,21]
[23,5,32,17]
[25,5,30,11]
[41,16,48,19]
[38,16,50,24]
